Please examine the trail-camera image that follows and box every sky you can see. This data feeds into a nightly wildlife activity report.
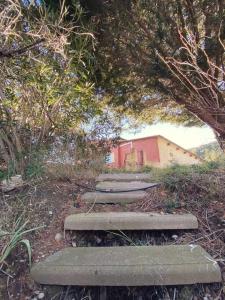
[121,123,216,149]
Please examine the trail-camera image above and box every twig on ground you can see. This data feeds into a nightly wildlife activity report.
[189,229,224,244]
[0,268,13,278]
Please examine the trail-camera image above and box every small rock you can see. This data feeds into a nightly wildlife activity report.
[38,292,45,299]
[2,175,24,192]
[55,233,63,242]
[203,294,211,300]
[172,235,178,240]
[34,291,40,295]
[95,236,102,244]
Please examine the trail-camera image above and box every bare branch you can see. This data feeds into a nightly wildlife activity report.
[0,38,45,58]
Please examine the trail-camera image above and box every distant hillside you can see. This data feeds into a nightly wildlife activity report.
[190,141,223,161]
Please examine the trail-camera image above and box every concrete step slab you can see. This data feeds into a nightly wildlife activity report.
[96,173,151,182]
[96,181,159,192]
[81,191,147,204]
[31,245,221,286]
[64,212,198,231]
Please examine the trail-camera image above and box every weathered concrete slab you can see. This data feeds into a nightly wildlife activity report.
[96,173,151,182]
[96,181,159,192]
[64,212,198,231]
[81,191,147,204]
[31,245,221,286]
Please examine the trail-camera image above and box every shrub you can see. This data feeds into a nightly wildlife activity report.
[25,159,44,179]
[0,169,6,181]
[140,165,153,172]
[0,216,42,268]
[152,162,225,207]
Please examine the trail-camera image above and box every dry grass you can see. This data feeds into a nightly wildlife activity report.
[0,162,224,299]
[45,157,105,182]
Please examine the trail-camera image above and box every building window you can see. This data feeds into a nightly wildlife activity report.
[105,153,115,164]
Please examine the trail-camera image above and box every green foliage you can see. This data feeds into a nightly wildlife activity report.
[80,0,225,147]
[164,199,180,213]
[103,166,148,174]
[104,161,225,209]
[0,216,43,268]
[24,151,45,179]
[153,163,217,188]
[0,0,121,175]
[152,162,225,206]
[140,165,153,173]
[191,142,225,162]
[0,161,18,181]
[0,169,7,181]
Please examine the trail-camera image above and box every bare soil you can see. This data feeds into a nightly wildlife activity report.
[0,177,224,300]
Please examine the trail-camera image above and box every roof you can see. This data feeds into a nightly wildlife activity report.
[119,135,203,161]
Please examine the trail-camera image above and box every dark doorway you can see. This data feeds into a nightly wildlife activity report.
[137,150,144,167]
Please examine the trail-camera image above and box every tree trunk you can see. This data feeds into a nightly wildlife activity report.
[0,136,11,165]
[192,110,225,152]
[215,132,225,153]
[173,94,225,152]
[0,127,25,174]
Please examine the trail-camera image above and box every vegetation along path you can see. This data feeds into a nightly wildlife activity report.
[30,173,223,299]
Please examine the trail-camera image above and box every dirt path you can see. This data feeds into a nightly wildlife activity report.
[1,178,224,299]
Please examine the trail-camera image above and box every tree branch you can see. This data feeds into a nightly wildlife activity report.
[0,38,45,59]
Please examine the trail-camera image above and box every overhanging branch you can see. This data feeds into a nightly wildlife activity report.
[0,38,45,59]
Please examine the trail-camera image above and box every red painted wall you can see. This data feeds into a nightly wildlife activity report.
[108,137,160,168]
[132,137,160,164]
[118,142,132,168]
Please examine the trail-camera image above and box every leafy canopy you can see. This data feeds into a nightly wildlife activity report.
[0,0,118,173]
[79,0,225,148]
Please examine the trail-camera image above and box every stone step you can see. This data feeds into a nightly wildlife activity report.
[96,181,159,192]
[31,245,221,286]
[81,191,147,204]
[96,173,151,182]
[64,212,198,231]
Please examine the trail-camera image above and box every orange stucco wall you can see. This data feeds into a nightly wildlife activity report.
[157,136,201,167]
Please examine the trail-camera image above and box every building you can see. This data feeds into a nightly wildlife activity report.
[106,135,202,169]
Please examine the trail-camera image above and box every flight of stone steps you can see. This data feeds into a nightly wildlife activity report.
[31,173,221,287]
